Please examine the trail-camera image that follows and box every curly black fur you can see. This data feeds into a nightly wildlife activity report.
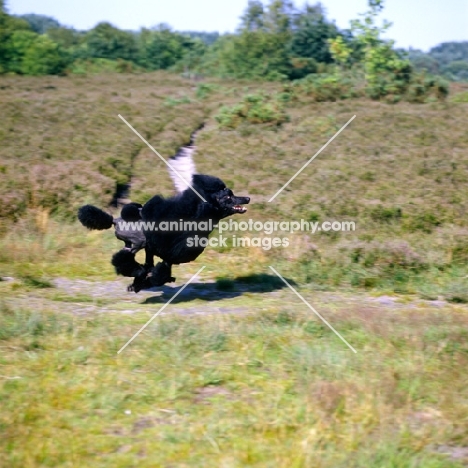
[120,203,142,222]
[111,250,146,277]
[111,250,153,293]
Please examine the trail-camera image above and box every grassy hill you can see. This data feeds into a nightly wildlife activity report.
[1,72,468,467]
[1,73,468,298]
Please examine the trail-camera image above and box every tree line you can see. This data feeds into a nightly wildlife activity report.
[408,43,468,82]
[1,0,466,84]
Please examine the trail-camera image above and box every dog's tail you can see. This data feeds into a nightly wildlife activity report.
[78,205,114,230]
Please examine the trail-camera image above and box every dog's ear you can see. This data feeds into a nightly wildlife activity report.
[121,203,142,222]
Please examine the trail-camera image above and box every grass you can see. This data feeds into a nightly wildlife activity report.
[0,72,208,223]
[1,298,467,467]
[0,217,117,280]
[1,71,468,465]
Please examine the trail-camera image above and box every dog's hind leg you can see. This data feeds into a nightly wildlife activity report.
[111,249,149,292]
[111,249,146,277]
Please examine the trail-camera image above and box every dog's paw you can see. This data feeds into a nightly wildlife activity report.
[130,274,154,293]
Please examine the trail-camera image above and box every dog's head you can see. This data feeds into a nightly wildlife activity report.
[192,174,250,218]
[212,186,250,218]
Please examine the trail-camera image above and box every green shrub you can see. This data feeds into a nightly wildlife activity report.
[366,71,449,103]
[215,93,289,129]
[68,58,138,75]
[195,83,218,99]
[365,64,412,100]
[287,69,448,104]
[5,30,69,75]
[21,35,68,75]
[406,74,449,103]
[288,57,318,80]
[5,30,37,73]
[295,73,361,101]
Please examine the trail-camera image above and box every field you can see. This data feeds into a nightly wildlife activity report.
[1,71,468,467]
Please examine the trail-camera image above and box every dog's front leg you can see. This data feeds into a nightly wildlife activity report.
[144,247,154,269]
[148,261,175,287]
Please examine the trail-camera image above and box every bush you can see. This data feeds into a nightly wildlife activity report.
[195,83,218,99]
[5,30,37,73]
[4,30,69,75]
[406,74,449,103]
[84,22,138,62]
[290,69,449,104]
[21,35,69,75]
[365,70,449,103]
[365,63,413,101]
[215,93,289,129]
[202,31,290,81]
[294,73,362,102]
[68,58,138,75]
[288,57,318,80]
[137,27,196,71]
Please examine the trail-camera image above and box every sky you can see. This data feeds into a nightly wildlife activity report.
[7,0,468,52]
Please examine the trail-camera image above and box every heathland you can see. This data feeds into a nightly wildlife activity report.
[1,71,468,467]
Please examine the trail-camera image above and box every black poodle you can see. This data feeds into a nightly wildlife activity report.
[113,174,249,292]
[78,176,249,292]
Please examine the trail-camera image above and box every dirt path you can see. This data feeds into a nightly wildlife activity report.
[4,273,458,322]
